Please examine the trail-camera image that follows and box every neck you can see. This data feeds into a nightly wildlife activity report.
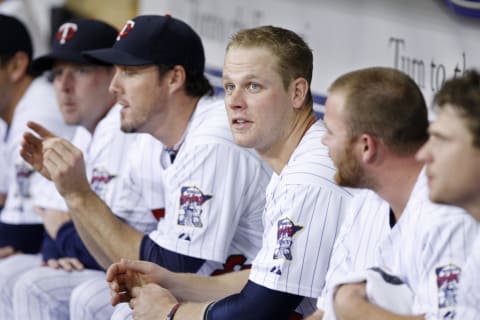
[463,201,480,222]
[151,94,200,148]
[1,75,33,125]
[373,155,423,220]
[258,109,316,174]
[84,102,115,134]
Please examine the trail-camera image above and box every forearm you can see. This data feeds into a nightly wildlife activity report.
[163,269,249,302]
[172,302,210,320]
[66,189,144,269]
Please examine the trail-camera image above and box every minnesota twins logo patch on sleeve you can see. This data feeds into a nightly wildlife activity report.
[90,167,116,198]
[178,186,212,228]
[15,162,34,198]
[273,217,303,261]
[436,264,461,310]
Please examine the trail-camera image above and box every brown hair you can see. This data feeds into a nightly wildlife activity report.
[435,70,480,148]
[330,67,428,155]
[227,25,313,108]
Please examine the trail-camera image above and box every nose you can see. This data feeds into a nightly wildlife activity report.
[109,67,124,96]
[56,70,74,93]
[415,140,432,164]
[226,86,246,111]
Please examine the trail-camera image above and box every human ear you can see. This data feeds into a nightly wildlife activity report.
[7,51,29,82]
[168,65,186,93]
[291,77,309,109]
[360,134,379,164]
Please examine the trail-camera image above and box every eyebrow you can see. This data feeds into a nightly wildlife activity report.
[222,73,259,82]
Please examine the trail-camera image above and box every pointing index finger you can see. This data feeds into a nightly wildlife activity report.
[27,121,57,139]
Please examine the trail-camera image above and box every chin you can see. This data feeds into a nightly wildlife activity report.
[428,190,444,204]
[120,123,137,133]
[232,136,254,148]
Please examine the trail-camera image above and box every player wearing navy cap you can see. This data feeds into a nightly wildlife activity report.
[0,14,74,257]
[417,70,480,320]
[104,25,352,320]
[21,15,270,319]
[0,18,157,320]
[0,13,75,319]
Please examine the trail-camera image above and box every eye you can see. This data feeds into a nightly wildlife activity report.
[247,82,261,93]
[224,83,235,94]
[51,68,63,80]
[75,66,91,76]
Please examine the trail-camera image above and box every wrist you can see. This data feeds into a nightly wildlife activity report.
[63,189,93,211]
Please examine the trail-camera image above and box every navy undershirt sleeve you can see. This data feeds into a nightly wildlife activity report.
[54,221,103,270]
[206,280,304,320]
[41,233,60,262]
[140,235,205,273]
[0,221,44,253]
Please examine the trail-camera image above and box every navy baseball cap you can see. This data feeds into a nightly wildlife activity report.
[84,15,205,74]
[32,18,118,73]
[0,14,32,60]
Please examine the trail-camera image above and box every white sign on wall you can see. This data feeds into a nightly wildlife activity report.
[139,0,480,115]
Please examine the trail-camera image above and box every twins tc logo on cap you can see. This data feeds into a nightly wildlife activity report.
[178,186,212,228]
[117,20,135,41]
[56,22,78,45]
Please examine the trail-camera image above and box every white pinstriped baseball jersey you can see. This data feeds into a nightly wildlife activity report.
[0,106,158,320]
[149,96,272,273]
[316,190,394,319]
[0,77,75,224]
[36,104,158,233]
[249,121,353,317]
[111,133,165,232]
[455,233,480,320]
[318,170,479,320]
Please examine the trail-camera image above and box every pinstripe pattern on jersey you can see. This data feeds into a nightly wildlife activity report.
[150,97,271,266]
[0,77,75,224]
[249,121,353,316]
[456,234,480,320]
[111,133,162,233]
[1,105,158,320]
[317,190,390,319]
[376,172,478,319]
[318,171,479,320]
[70,275,113,320]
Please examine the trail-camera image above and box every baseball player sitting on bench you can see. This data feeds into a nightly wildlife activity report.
[417,70,480,320]
[307,67,478,320]
[104,25,353,319]
[0,16,77,314]
[0,18,157,320]
[21,15,271,319]
[0,14,74,260]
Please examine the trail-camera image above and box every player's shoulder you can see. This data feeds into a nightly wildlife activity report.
[282,121,347,192]
[187,96,233,145]
[407,170,478,235]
